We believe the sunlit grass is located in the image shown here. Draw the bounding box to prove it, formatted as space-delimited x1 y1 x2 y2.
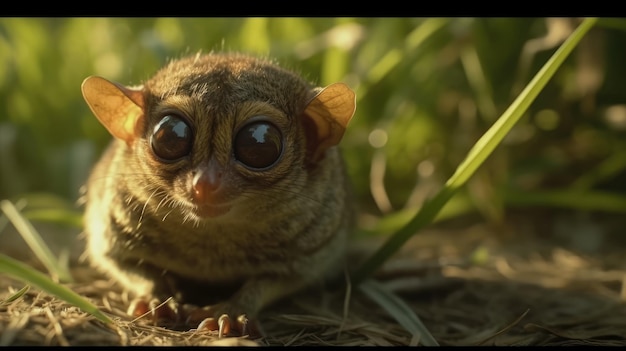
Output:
359 279 439 346
0 198 113 325
352 17 599 285
0 17 619 346
0 285 29 305
0 199 72 283
0 253 113 325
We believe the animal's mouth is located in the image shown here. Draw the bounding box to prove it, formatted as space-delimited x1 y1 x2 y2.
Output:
192 203 232 218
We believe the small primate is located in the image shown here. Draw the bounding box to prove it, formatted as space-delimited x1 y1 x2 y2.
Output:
80 52 356 337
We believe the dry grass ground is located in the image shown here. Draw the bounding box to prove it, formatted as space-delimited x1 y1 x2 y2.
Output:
2 211 626 346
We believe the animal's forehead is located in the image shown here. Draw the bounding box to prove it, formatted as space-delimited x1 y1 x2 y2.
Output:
145 54 312 106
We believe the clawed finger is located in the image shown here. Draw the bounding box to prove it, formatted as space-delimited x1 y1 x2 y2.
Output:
127 298 177 324
196 313 255 338
126 300 260 339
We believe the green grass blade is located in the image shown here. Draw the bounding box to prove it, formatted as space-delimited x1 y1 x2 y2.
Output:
505 189 626 213
0 199 26 233
360 279 439 346
22 208 84 228
0 284 29 305
362 187 626 237
0 253 113 325
351 17 598 285
0 199 73 283
571 151 626 191
447 17 598 188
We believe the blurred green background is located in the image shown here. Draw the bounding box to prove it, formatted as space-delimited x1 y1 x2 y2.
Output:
2 17 626 239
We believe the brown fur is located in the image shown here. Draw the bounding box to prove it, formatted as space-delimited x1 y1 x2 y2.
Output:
81 52 356 319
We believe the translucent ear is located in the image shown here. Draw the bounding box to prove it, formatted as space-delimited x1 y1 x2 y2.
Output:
81 76 145 145
303 82 356 163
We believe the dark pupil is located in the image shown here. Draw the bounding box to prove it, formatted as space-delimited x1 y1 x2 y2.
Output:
234 121 283 169
150 115 192 161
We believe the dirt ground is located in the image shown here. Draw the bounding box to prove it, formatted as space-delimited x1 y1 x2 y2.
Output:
1 209 626 346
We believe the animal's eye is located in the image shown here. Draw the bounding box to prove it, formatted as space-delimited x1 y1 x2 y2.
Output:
234 119 283 169
150 115 192 161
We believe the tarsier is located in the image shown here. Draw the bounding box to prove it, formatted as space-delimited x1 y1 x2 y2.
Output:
81 52 357 337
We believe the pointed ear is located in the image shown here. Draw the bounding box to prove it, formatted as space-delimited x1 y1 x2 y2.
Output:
303 82 356 164
81 76 145 145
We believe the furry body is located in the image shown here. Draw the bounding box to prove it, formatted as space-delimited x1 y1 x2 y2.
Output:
82 53 356 318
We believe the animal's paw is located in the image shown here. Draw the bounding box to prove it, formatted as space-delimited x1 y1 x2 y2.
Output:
197 313 253 338
126 298 261 338
127 297 180 325
186 305 261 338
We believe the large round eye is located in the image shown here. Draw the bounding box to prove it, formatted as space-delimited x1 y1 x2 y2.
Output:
234 120 283 169
150 115 192 161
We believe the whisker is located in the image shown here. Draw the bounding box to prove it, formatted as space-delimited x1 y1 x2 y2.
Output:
162 209 174 222
153 190 172 213
242 185 327 208
87 165 335 230
138 188 159 230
